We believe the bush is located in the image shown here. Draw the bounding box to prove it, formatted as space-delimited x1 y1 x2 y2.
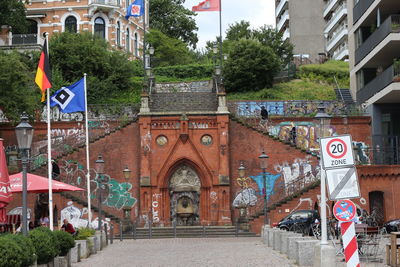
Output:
75 228 95 240
29 228 58 264
0 236 24 267
53 231 75 256
5 234 36 266
298 60 349 88
153 64 214 79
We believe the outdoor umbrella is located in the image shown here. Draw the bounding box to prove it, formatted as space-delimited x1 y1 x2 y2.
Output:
0 139 13 224
9 172 84 193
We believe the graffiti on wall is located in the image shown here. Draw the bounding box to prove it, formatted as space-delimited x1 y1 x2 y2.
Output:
152 193 161 223
249 173 282 200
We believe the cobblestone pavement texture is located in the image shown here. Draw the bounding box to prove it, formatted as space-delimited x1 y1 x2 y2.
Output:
74 237 295 267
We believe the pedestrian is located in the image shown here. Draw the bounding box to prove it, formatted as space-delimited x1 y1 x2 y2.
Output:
290 123 296 145
260 106 268 120
0 225 6 234
61 219 76 235
39 215 50 227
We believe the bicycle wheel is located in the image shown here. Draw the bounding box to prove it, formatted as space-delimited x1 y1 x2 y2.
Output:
311 223 321 239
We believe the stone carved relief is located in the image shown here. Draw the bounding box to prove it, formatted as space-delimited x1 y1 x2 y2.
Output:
169 165 201 225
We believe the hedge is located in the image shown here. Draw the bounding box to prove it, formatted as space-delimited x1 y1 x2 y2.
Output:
0 236 24 267
5 234 36 267
153 64 214 79
53 230 75 256
29 228 58 264
75 227 95 240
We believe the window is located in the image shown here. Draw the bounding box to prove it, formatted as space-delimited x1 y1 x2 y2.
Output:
134 33 138 56
94 17 106 39
117 22 121 46
65 16 77 33
126 28 130 52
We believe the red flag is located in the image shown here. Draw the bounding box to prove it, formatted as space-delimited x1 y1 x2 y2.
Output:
192 0 220 12
35 38 52 102
0 139 12 209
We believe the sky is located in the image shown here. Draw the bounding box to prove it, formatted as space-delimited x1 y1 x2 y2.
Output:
183 0 276 50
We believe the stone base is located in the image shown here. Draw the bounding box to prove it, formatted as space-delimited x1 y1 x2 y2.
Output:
313 243 336 267
295 240 319 266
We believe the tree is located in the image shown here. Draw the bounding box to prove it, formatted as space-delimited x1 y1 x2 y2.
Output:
0 51 39 122
146 29 192 67
225 21 252 41
49 32 141 103
0 0 28 34
150 0 198 48
223 39 281 92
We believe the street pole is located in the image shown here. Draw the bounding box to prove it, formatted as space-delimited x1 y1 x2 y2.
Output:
98 181 102 231
22 149 28 236
262 168 267 225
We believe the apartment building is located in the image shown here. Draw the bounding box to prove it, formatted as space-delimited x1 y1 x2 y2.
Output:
275 0 325 63
323 0 349 60
0 0 146 57
348 0 400 164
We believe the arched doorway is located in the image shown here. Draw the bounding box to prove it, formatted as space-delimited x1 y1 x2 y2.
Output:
169 165 201 226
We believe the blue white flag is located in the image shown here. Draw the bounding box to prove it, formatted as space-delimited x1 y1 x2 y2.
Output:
50 78 85 113
125 0 145 19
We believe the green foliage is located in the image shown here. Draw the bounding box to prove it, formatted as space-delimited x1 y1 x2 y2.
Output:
5 234 36 267
75 227 95 240
49 32 141 103
146 29 193 67
29 228 58 264
150 0 198 48
227 79 336 101
153 64 213 79
298 60 349 88
0 0 28 33
224 39 281 92
0 235 24 267
0 51 40 122
53 230 75 256
225 20 252 41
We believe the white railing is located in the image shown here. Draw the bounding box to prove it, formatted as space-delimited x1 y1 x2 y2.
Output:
277 10 289 32
91 0 118 6
282 28 290 40
275 0 288 17
326 26 347 52
323 0 340 18
332 46 348 60
324 4 347 34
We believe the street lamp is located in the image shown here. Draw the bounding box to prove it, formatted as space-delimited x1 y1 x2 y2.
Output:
122 166 132 220
15 112 34 236
95 155 105 231
258 151 269 225
314 103 331 245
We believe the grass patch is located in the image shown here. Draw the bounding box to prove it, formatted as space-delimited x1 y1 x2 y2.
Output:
227 79 336 101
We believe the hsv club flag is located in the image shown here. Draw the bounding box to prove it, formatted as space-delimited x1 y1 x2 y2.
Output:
192 0 220 12
125 0 145 19
35 38 52 102
50 78 85 113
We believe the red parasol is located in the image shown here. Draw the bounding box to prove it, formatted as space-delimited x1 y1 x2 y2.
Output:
9 172 84 193
0 139 12 224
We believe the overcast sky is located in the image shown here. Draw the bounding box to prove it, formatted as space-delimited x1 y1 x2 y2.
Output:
183 0 276 50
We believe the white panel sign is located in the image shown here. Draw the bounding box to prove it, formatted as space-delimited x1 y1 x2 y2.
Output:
326 167 360 200
320 135 355 169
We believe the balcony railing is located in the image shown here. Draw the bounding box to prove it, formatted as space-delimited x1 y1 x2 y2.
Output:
323 0 340 18
356 64 399 104
371 135 400 165
353 0 374 25
12 34 38 45
90 0 119 6
277 10 289 32
332 45 348 60
325 4 347 34
355 15 400 65
326 26 348 52
275 0 288 17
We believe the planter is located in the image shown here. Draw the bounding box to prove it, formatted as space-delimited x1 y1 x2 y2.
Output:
54 256 68 267
70 243 81 264
75 240 88 259
87 236 97 255
94 232 102 251
29 259 37 267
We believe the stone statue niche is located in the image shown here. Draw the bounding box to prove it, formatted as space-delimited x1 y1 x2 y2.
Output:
169 165 201 226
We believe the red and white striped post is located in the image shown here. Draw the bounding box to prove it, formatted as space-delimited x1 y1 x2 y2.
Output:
341 221 360 267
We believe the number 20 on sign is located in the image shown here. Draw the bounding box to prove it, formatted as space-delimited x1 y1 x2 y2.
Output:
320 135 355 169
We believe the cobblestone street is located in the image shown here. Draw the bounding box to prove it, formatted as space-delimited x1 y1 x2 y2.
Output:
74 237 294 267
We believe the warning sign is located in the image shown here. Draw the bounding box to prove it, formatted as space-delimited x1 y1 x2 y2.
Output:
333 199 357 222
320 135 355 169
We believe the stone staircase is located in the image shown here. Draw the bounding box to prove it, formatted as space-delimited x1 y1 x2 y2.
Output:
149 81 218 112
122 226 258 239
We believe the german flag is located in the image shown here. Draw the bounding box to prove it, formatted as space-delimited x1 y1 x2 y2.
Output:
35 38 52 102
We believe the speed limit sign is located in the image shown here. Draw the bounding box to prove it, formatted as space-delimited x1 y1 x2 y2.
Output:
320 135 355 169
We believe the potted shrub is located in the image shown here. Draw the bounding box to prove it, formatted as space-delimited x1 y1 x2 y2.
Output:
74 228 96 259
5 234 36 267
0 235 24 267
53 231 75 267
29 228 58 266
393 59 400 82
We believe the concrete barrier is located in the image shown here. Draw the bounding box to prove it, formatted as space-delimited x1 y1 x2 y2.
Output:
287 236 312 260
280 232 297 254
273 230 284 251
70 243 81 264
313 243 336 267
268 228 279 247
75 240 88 259
295 239 320 266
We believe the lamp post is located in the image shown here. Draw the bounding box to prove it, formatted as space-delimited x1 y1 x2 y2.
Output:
314 103 332 245
15 112 34 236
258 151 269 225
95 155 105 231
145 45 155 92
122 166 132 231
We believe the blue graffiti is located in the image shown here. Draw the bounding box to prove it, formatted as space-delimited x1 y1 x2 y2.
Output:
236 102 285 116
250 172 281 200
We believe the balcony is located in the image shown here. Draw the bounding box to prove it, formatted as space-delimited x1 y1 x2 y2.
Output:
0 33 41 47
356 64 400 104
355 15 400 65
324 5 347 34
275 0 288 17
353 0 374 25
276 10 289 33
323 0 340 18
326 26 348 52
371 135 400 165
89 0 119 8
332 46 348 60
282 28 290 40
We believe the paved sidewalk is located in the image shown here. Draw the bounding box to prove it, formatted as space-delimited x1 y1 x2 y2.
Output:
74 237 294 267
